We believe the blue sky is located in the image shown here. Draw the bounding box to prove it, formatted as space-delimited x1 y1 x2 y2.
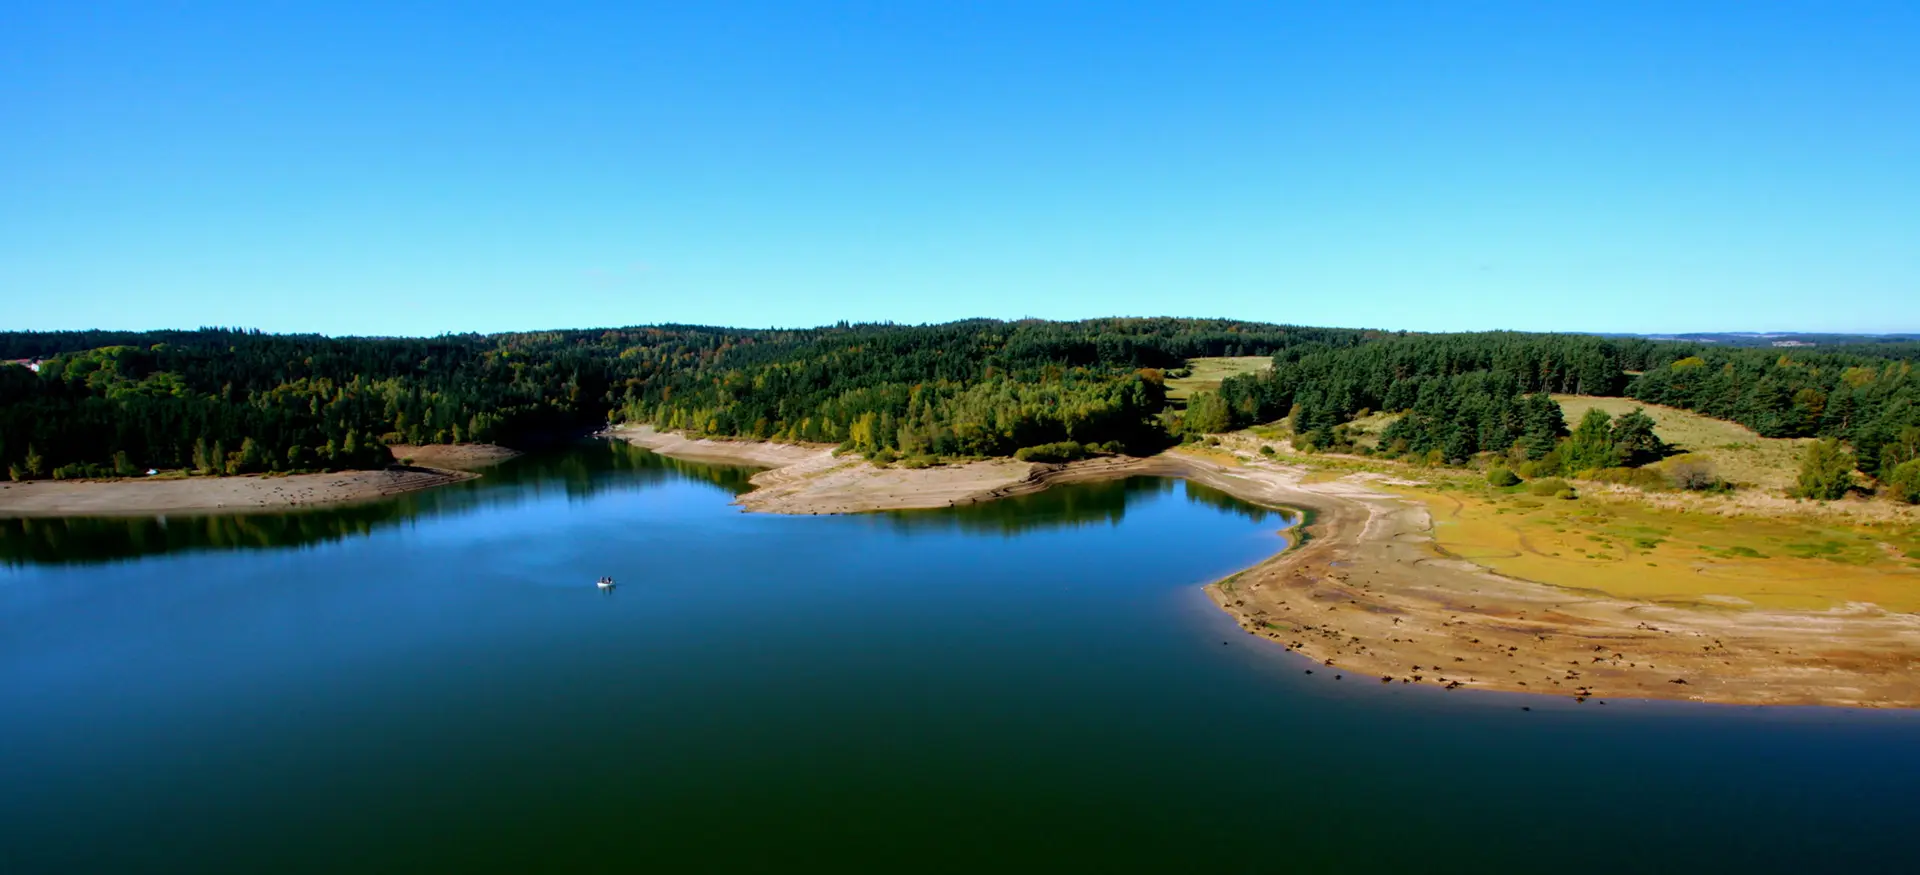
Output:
4 1 1915 336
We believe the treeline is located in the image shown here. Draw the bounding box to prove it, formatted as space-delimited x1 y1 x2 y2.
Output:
0 326 751 479
1626 346 1920 481
13 319 1915 495
0 319 1381 479
1207 333 1678 461
621 319 1381 458
1195 331 1920 496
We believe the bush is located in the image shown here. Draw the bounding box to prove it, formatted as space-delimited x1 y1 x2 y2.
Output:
1527 478 1570 497
1555 488 1579 500
1666 456 1721 492
1259 445 1276 456
1885 458 1920 504
868 448 900 465
898 454 938 469
1518 448 1566 479
1013 441 1088 463
1486 467 1521 487
1589 467 1670 491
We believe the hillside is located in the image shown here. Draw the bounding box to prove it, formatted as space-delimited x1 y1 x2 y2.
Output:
1553 395 1812 492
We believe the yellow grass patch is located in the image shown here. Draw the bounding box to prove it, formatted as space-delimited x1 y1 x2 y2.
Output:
1341 410 1403 448
1553 395 1813 492
1407 489 1920 612
1165 356 1272 402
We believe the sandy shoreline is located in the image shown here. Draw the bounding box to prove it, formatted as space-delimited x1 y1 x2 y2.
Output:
386 443 521 470
0 467 477 517
616 425 1920 708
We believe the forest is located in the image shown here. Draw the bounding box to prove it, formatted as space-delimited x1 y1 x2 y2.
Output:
0 320 1376 479
5 321 1917 499
1202 332 1920 494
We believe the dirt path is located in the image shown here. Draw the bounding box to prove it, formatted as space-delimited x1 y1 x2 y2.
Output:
619 426 1920 708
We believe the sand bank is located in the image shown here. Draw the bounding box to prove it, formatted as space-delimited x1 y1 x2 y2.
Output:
615 424 1066 513
387 443 520 470
0 466 475 517
617 425 1920 708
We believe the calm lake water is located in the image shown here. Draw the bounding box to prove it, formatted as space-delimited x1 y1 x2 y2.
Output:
3 441 1917 873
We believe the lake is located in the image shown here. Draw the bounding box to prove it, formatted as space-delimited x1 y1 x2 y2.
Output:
3 441 1916 873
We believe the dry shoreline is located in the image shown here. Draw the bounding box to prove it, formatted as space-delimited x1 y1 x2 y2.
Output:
617 426 1920 709
0 467 476 517
0 444 516 518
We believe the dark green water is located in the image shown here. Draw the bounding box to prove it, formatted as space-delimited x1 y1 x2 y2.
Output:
3 442 1916 873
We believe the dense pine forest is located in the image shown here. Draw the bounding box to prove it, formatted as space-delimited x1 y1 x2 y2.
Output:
4 321 1917 499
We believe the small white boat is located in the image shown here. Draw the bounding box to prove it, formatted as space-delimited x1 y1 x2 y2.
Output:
597 577 616 590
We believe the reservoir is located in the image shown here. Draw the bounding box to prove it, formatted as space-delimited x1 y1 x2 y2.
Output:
3 441 1916 872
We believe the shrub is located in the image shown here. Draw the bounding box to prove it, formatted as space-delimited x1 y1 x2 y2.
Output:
1666 456 1720 491
1589 467 1670 491
1486 467 1521 487
1013 441 1088 463
1259 445 1276 456
1527 478 1570 497
1555 488 1579 500
1885 458 1920 504
868 448 900 465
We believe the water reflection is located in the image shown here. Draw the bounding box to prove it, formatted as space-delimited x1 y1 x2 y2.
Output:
0 446 1293 566
0 441 758 566
883 476 1293 535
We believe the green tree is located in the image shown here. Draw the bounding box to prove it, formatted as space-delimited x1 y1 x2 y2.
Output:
1880 426 1920 478
1884 459 1920 504
1520 394 1567 459
1562 409 1622 473
1792 438 1856 500
238 437 266 474
1183 391 1234 434
1608 407 1667 466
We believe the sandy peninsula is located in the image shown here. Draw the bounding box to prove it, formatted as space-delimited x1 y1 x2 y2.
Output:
0 444 518 517
616 425 1920 709
386 443 521 470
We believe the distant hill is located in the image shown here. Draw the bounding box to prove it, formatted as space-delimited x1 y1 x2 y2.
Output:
1600 332 1920 348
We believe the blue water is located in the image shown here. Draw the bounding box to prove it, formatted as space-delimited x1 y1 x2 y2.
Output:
2 442 1916 873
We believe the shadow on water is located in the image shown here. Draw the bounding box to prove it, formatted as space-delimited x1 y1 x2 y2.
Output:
0 440 759 566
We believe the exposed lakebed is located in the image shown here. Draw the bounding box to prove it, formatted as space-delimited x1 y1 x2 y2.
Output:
2 441 1916 872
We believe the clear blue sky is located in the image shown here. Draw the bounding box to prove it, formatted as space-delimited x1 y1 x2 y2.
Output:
4 1 1915 336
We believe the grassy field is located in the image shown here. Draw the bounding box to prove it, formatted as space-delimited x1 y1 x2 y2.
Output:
1341 410 1402 449
1164 356 1272 403
1407 486 1920 611
1553 395 1812 492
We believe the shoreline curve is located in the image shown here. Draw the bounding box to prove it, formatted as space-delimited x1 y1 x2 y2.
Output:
615 425 1920 709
